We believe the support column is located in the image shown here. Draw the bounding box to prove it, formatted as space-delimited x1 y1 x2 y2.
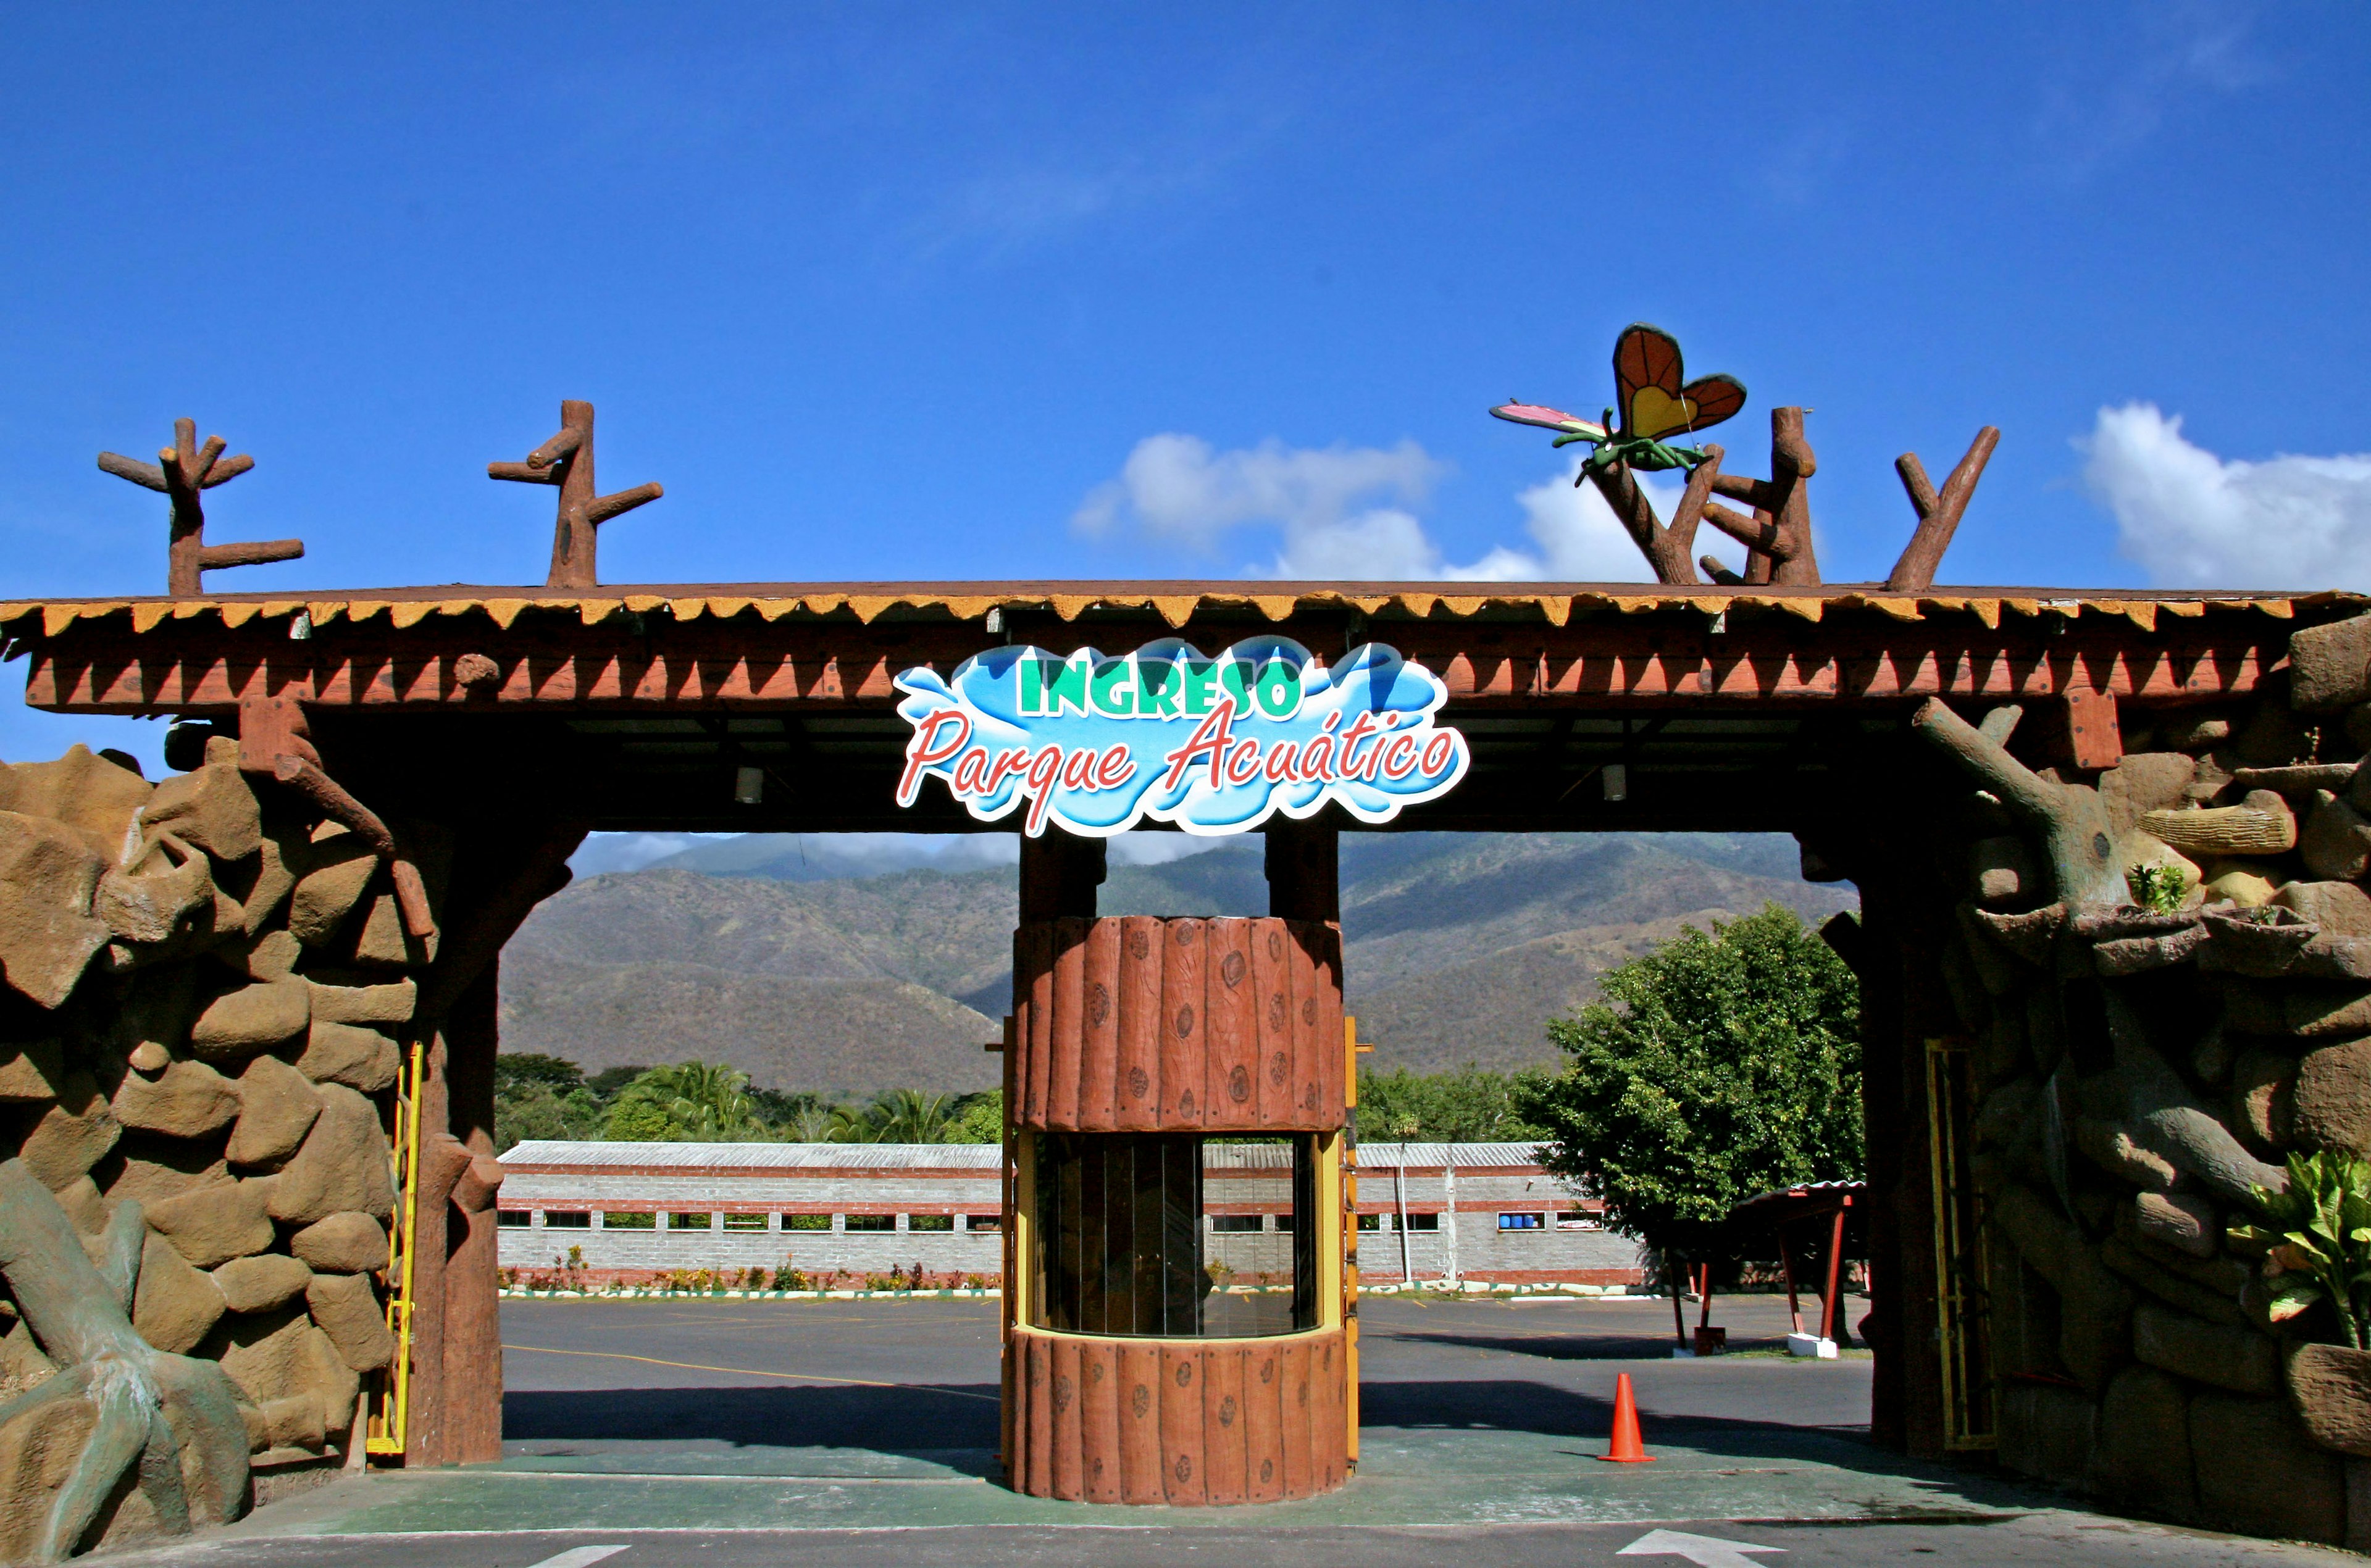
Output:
402 819 587 1467
1019 830 1106 921
1264 819 1338 923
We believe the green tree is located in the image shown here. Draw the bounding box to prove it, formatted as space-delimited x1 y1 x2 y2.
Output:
1517 903 1862 1254
948 1089 1003 1143
1353 1066 1547 1143
835 1087 961 1143
605 1061 767 1141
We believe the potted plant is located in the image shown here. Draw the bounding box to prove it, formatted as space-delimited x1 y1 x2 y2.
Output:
2233 1151 2371 1455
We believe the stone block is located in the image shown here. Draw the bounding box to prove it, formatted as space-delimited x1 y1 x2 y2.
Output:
1991 1182 2135 1391
0 1393 98 1564
0 744 153 862
290 1212 387 1274
2288 985 2371 1040
188 978 311 1061
130 1228 225 1354
2294 1037 2371 1154
0 811 111 1009
2287 1342 2371 1457
306 977 416 1027
19 1072 120 1189
99 1134 228 1205
110 1057 238 1138
2189 1391 2346 1544
2103 752 2204 835
226 1053 323 1169
343 891 437 969
1971 835 2037 907
94 839 214 945
50 1175 109 1234
230 825 302 938
141 753 262 863
2304 790 2371 882
212 1253 313 1315
295 1020 399 1095
113 961 201 1071
2103 1238 2246 1326
2162 713 2235 750
287 837 378 946
2278 881 2371 935
258 1395 325 1454
0 1036 63 1102
2288 615 2371 711
215 926 301 983
146 1175 276 1267
2201 857 2281 908
305 1271 394 1371
2231 1049 2295 1149
2131 1302 2280 1395
266 1083 395 1225
2097 1365 2196 1518
2134 1191 2218 1259
209 1304 358 1446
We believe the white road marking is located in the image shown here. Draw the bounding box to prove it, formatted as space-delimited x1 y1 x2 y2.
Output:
1616 1528 1785 1567
522 1548 631 1568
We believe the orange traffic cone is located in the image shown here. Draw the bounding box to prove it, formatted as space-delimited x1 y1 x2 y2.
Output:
1597 1372 1655 1462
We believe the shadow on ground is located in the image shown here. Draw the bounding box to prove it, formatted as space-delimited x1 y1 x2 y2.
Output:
504 1383 1003 1451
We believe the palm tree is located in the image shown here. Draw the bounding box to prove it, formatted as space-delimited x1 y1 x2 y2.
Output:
630 1061 762 1140
863 1088 960 1143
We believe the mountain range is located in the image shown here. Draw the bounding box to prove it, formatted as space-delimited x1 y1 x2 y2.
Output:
496 832 1857 1101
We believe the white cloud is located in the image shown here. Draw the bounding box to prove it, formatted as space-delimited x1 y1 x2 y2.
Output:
2078 403 2371 591
1074 435 1673 583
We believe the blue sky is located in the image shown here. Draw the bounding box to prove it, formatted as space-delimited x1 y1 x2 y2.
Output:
5 3 2369 769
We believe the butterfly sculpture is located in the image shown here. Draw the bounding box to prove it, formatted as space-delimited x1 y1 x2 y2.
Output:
1491 323 1747 477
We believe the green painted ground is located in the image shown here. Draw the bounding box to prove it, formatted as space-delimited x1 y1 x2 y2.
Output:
211 1422 2040 1541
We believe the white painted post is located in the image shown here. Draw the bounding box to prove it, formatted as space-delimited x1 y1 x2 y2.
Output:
1442 1153 1460 1287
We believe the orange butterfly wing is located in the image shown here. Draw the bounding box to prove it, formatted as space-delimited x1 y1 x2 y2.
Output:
1611 322 1749 440
1612 323 1684 437
1677 374 1747 435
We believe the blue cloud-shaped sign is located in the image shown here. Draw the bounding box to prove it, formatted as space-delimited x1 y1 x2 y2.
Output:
893 636 1468 836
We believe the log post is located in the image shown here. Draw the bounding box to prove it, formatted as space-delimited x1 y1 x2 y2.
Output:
488 400 664 591
441 965 506 1465
1018 832 1105 921
97 416 301 596
1265 820 1339 923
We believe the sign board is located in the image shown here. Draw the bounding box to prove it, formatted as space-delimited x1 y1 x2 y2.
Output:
893 637 1469 836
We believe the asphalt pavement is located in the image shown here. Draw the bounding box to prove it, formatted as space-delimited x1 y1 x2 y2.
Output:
90 1293 2362 1567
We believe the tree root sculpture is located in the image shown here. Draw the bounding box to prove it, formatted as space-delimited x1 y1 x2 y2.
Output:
0 1159 248 1562
1911 698 2126 907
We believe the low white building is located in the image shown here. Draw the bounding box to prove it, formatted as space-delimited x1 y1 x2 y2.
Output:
1352 1141 1646 1287
496 1138 1645 1288
497 1141 1006 1285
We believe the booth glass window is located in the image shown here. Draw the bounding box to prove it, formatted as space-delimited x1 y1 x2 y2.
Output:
1032 1132 1316 1339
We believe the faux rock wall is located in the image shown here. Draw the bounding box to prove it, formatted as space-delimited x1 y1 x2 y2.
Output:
1947 613 2371 1547
0 738 442 1560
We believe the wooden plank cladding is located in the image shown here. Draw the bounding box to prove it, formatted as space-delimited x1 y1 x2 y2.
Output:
1013 917 1344 1133
1005 1325 1349 1504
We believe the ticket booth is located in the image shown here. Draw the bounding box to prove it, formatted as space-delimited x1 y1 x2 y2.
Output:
999 828 1354 1504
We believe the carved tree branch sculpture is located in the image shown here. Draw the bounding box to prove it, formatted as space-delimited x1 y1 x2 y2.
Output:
1700 407 1819 586
96 419 302 597
237 695 437 940
1884 427 2001 592
0 1160 249 1562
1583 445 1725 585
488 400 663 590
1912 697 2125 906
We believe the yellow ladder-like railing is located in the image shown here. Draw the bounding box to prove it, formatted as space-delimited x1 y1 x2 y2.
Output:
364 1038 425 1457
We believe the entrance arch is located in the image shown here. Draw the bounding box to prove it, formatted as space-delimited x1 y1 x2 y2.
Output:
4 576 2351 1530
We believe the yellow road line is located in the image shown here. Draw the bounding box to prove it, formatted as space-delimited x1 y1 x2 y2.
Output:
500 1343 999 1403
